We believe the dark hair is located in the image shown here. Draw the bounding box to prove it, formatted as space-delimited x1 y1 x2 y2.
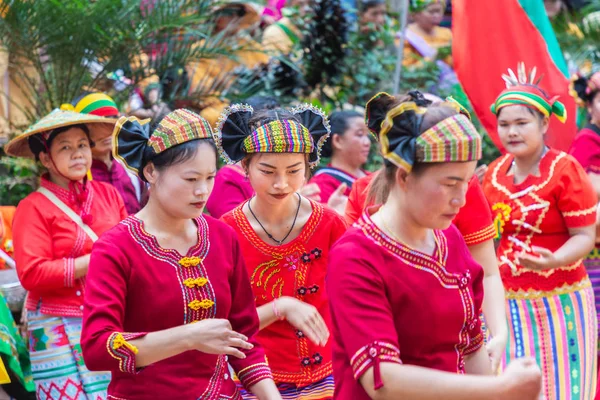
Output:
248 108 300 131
146 139 217 179
321 110 363 158
360 0 385 12
28 124 92 161
573 75 600 106
367 94 459 205
245 96 281 111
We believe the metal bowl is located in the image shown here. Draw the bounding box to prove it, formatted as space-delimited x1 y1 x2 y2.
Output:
0 269 25 312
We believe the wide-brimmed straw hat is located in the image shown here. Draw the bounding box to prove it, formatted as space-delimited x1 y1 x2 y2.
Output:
4 109 116 158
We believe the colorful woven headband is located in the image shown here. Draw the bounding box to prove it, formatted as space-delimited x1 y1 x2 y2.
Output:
491 63 567 123
215 103 330 168
410 0 446 12
113 109 213 180
366 91 481 172
61 93 119 117
570 72 600 107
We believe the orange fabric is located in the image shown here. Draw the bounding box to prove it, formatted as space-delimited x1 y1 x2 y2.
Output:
403 24 453 67
482 149 597 292
0 206 15 270
344 174 495 245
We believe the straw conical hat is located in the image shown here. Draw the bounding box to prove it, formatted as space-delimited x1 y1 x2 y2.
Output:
4 109 116 158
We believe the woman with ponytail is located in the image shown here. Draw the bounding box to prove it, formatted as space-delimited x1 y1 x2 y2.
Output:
484 64 598 399
327 91 542 400
5 110 128 399
216 104 347 399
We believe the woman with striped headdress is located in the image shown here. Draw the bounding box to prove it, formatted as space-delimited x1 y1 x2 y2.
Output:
483 63 598 399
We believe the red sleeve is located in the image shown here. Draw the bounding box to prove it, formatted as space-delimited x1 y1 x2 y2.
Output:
569 131 600 173
327 239 401 390
81 233 147 374
327 209 348 243
344 176 370 226
226 230 273 389
557 156 598 228
453 177 495 246
308 174 340 204
13 196 77 290
207 170 251 219
105 183 128 221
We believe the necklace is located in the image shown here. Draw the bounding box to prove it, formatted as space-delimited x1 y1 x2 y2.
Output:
248 193 302 246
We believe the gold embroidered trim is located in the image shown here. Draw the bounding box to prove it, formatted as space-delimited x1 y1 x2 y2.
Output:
505 278 591 299
563 205 597 218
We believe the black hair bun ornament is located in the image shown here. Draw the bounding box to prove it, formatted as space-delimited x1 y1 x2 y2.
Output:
215 104 254 164
113 116 152 180
291 104 331 167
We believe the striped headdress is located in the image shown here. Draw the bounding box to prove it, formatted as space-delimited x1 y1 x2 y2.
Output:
215 104 330 169
491 63 567 123
366 91 482 172
61 93 120 117
113 109 213 180
410 0 446 13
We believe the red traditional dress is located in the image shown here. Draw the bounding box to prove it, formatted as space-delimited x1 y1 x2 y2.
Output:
308 165 368 204
483 149 598 399
90 158 145 214
327 210 484 399
12 176 127 400
207 164 254 219
345 174 495 246
221 200 347 399
81 215 272 399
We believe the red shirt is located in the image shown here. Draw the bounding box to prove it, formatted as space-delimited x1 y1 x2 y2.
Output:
328 212 484 399
345 174 495 246
207 165 254 219
308 165 367 204
91 158 143 214
81 215 272 399
569 125 600 174
13 177 127 317
221 200 347 386
483 149 597 292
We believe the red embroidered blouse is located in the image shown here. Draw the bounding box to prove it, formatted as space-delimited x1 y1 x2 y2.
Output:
13 176 127 317
327 212 485 399
345 174 495 246
483 149 597 293
221 200 347 386
81 215 272 399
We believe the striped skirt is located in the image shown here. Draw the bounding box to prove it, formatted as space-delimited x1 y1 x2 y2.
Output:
584 247 600 353
502 281 598 400
237 374 333 400
27 310 110 400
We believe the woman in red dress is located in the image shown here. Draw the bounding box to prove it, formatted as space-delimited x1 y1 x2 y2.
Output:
328 91 541 400
216 104 347 399
309 110 371 204
81 109 281 399
483 65 598 400
5 110 127 400
343 97 508 371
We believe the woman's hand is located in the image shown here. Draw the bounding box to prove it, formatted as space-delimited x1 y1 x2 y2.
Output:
299 183 321 202
327 183 348 216
486 333 507 373
278 297 329 346
74 254 91 279
185 319 253 359
496 358 541 400
516 246 560 270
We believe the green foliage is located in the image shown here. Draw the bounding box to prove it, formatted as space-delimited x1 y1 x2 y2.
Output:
0 153 37 206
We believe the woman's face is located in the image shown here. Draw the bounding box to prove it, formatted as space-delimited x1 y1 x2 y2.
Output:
90 123 115 159
145 141 217 219
246 153 307 206
360 4 387 31
39 127 92 182
333 117 371 167
402 161 477 230
413 3 444 31
497 105 548 159
588 92 600 126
